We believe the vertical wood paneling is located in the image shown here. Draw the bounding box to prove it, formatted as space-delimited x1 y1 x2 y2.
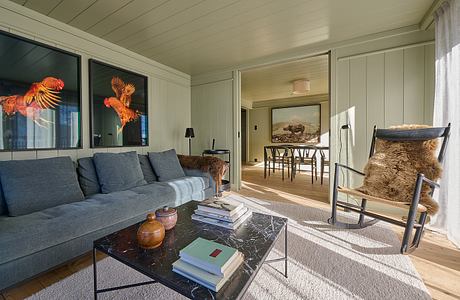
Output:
384 50 404 126
403 47 425 124
12 151 37 160
424 44 435 125
366 53 385 149
349 57 367 183
0 5 191 163
36 150 58 159
0 152 12 161
335 60 350 169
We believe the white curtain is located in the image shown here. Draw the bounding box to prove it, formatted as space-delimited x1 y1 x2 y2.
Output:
430 0 460 247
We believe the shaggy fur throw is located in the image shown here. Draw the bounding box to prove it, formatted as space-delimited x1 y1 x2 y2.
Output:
178 155 228 192
356 124 442 215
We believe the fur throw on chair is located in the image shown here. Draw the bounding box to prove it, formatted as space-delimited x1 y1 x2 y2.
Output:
178 155 228 192
357 124 442 215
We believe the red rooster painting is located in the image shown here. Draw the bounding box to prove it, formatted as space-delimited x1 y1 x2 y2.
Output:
104 77 140 135
0 77 64 127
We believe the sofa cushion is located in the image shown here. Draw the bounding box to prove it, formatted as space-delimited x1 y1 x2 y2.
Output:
93 151 147 193
138 154 157 183
0 186 176 264
0 157 85 216
0 185 6 216
148 149 185 182
77 157 101 197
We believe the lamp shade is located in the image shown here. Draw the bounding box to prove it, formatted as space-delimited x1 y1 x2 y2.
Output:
185 128 195 138
292 79 311 95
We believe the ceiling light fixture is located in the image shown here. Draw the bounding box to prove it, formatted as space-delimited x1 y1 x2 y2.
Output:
292 79 310 95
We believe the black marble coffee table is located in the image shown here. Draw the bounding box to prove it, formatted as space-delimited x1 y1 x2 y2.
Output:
92 200 288 300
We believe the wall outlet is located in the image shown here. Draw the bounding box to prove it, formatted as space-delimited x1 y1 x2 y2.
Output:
254 125 258 130
254 158 258 162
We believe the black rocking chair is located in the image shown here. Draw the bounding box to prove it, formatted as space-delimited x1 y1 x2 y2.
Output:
328 124 451 254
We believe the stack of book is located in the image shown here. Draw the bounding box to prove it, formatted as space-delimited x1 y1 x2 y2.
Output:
192 198 252 230
173 237 244 292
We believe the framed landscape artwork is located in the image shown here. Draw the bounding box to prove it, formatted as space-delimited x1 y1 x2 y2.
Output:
0 30 81 151
89 60 148 147
271 104 321 144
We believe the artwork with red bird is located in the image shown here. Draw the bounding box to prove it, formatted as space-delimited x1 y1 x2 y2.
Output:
104 76 141 135
0 77 64 127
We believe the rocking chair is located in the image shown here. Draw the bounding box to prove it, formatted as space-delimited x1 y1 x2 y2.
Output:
328 124 451 254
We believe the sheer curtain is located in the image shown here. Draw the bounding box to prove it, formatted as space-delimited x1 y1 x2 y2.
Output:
430 0 460 247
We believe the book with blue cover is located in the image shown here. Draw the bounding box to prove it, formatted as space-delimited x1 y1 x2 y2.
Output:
179 237 240 276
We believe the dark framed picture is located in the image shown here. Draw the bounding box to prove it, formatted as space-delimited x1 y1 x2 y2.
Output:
89 59 148 148
271 104 321 143
0 30 81 151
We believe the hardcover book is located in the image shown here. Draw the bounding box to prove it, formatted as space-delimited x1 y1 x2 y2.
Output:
172 252 243 292
179 238 240 276
192 210 252 230
194 207 249 223
197 198 244 217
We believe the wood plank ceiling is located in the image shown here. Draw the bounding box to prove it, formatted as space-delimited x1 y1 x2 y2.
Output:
9 0 434 75
242 54 328 103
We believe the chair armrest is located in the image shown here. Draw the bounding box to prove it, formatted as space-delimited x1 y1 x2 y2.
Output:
335 163 365 176
422 176 440 189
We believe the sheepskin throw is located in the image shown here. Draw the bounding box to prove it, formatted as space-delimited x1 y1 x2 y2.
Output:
178 155 228 192
356 125 442 215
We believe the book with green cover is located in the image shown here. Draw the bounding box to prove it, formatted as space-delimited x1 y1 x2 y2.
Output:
179 237 240 276
172 252 243 292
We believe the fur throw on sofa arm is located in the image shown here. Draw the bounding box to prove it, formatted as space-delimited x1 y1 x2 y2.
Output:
178 155 228 192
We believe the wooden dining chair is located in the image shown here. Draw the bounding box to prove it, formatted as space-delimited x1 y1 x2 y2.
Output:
319 148 329 185
293 146 317 184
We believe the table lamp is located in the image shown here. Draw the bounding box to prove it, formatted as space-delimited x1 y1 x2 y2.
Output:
185 128 195 155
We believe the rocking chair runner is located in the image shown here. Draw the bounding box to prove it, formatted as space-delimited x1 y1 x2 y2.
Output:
328 124 451 254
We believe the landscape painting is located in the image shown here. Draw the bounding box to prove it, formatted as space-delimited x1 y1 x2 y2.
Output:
271 105 320 143
89 60 148 147
0 31 81 150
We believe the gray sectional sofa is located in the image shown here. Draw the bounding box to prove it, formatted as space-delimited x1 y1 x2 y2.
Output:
0 150 215 291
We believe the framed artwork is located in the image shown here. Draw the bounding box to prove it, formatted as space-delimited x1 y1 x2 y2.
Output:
271 104 321 143
89 59 148 147
0 30 81 151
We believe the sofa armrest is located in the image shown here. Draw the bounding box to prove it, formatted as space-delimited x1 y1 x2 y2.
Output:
182 168 217 195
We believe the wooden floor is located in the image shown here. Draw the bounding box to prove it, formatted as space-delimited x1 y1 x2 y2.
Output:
240 165 460 300
1 165 459 299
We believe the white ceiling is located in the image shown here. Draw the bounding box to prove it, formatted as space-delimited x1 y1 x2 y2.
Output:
9 0 434 75
242 54 328 103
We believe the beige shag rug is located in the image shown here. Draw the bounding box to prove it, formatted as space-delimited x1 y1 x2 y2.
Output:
27 194 430 300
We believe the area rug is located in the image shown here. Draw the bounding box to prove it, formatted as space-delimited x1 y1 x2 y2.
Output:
27 194 430 300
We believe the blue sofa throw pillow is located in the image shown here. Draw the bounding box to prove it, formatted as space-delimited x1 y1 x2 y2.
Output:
0 156 85 216
148 149 185 182
93 151 146 193
138 154 157 183
77 157 101 197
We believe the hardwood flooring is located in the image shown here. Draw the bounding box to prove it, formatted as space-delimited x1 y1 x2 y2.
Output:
240 165 460 300
1 165 459 299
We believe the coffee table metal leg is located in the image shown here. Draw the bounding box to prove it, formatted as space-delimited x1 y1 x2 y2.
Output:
93 247 98 300
284 223 288 278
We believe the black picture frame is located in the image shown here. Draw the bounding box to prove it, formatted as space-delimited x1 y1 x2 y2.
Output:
89 59 148 148
0 30 82 151
271 104 321 144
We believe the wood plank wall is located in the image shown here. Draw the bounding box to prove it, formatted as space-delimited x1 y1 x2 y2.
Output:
334 44 435 185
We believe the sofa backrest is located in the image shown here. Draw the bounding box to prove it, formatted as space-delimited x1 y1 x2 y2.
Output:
0 156 85 216
0 184 7 216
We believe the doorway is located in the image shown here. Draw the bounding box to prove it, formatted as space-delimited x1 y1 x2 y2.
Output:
239 53 330 204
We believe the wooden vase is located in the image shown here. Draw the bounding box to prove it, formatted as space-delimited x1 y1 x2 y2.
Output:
137 213 165 249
